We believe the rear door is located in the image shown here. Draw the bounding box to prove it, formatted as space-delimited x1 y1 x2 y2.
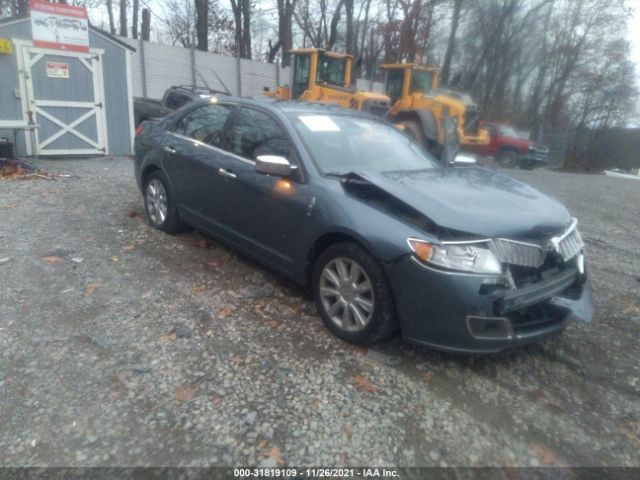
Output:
161 103 235 224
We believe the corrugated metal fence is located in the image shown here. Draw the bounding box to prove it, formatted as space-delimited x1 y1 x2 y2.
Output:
121 37 383 100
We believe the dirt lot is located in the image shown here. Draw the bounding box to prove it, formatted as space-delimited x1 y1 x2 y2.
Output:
1 157 639 467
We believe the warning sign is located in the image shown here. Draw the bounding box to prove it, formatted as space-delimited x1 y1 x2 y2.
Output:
46 62 69 78
30 0 89 53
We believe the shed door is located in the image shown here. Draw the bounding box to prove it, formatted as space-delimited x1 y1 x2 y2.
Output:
23 46 107 155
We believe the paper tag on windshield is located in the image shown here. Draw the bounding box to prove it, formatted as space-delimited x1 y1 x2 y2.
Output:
299 115 340 132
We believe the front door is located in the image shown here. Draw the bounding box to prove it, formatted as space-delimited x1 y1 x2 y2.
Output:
22 45 107 155
214 106 309 272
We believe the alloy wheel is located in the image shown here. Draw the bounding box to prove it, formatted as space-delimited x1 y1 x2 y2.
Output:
319 257 375 332
146 178 168 226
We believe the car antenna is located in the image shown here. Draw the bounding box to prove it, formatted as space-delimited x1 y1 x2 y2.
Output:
195 67 231 96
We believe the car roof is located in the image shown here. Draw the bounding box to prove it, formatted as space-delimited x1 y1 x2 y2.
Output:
205 95 377 119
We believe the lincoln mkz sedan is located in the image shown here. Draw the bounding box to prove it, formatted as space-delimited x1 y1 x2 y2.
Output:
134 97 593 353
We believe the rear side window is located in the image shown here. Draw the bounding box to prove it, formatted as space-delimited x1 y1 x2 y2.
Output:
174 104 233 147
231 108 294 161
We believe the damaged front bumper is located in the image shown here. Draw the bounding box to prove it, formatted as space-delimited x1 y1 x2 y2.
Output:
386 256 593 353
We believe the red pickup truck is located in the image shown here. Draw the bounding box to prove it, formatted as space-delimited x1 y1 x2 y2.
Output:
472 121 549 170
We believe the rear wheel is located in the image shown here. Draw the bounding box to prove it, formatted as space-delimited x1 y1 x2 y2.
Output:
143 171 185 233
497 149 519 169
313 242 398 345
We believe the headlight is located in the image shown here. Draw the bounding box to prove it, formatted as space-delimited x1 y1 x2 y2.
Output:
408 239 502 275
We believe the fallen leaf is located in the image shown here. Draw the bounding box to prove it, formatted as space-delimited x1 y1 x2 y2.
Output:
127 210 142 219
192 286 207 294
175 385 196 402
231 356 246 365
207 260 219 269
268 320 280 328
111 256 120 262
160 332 177 341
259 446 284 465
529 442 563 465
257 440 268 449
84 283 101 296
42 255 65 264
423 372 432 384
194 239 209 249
353 345 368 355
217 307 232 318
123 244 135 251
352 375 380 393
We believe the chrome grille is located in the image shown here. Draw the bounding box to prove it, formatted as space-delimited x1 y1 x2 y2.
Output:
492 218 584 268
554 227 584 261
492 239 545 268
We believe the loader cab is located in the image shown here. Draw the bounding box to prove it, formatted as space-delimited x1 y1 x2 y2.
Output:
290 49 352 100
382 64 439 104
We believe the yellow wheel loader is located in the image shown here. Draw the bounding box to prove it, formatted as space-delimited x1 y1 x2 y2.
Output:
265 48 391 116
381 63 490 155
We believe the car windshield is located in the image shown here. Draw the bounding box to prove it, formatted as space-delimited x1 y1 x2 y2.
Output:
288 113 440 175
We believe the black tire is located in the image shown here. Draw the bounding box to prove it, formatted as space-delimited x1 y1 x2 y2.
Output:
312 242 398 345
497 149 519 169
519 159 536 170
143 170 185 233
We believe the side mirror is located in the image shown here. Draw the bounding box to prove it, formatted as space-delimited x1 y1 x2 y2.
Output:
256 155 297 177
452 153 477 165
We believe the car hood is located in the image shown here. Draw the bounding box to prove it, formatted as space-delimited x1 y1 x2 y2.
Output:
351 167 571 238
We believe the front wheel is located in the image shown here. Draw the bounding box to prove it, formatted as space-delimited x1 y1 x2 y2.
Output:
313 242 398 345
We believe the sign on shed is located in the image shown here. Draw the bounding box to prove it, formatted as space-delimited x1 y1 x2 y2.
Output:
46 61 69 78
29 0 89 52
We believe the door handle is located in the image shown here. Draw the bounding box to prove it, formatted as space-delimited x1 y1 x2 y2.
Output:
163 145 176 154
218 168 237 179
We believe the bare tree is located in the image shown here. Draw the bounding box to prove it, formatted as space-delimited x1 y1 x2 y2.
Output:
441 0 463 84
119 0 127 37
230 0 253 58
131 0 139 39
106 0 116 34
195 0 208 51
141 7 150 40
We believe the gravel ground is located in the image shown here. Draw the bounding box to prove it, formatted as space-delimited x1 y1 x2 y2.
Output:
0 157 639 468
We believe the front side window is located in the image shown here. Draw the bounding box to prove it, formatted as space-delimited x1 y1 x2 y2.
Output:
316 54 346 86
231 108 294 161
292 54 311 99
411 70 433 94
174 104 233 147
289 113 440 175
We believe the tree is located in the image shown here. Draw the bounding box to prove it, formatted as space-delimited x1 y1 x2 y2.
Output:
441 0 463 85
106 0 116 34
119 0 127 37
195 0 208 51
131 0 139 39
274 0 296 66
230 0 253 58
